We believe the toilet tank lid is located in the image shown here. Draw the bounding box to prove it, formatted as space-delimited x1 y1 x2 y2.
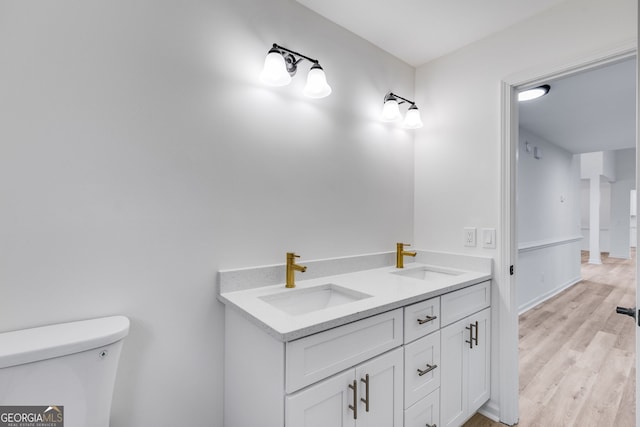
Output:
0 316 130 369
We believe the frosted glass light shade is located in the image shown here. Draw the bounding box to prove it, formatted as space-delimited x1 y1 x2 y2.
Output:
403 105 423 129
260 50 291 86
303 64 332 98
381 99 401 122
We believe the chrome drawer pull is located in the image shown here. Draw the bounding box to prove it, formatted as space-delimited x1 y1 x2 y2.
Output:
417 315 437 325
474 320 479 345
348 380 358 419
426 423 437 427
417 363 438 376
360 374 370 412
465 321 478 348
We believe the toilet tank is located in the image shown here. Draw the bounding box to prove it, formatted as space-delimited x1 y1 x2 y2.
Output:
0 316 130 427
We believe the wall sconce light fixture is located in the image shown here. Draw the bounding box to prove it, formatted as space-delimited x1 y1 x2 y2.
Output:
260 43 332 99
381 92 423 129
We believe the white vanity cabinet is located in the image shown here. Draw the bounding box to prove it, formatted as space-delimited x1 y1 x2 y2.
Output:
223 280 491 427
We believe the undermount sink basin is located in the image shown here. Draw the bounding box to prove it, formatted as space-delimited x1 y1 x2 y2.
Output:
392 266 464 281
260 284 371 316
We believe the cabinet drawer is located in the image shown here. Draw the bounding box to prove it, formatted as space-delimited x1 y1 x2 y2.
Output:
404 388 440 427
441 281 490 327
404 331 440 408
286 309 403 393
404 297 440 343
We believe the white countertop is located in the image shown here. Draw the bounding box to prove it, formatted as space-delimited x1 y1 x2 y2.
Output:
219 258 491 341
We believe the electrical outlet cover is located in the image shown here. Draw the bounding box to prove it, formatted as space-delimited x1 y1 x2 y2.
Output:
464 227 476 247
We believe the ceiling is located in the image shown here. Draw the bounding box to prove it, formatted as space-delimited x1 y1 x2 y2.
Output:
296 0 569 67
519 57 636 155
296 0 636 156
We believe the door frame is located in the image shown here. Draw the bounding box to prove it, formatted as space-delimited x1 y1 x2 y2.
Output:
499 40 637 426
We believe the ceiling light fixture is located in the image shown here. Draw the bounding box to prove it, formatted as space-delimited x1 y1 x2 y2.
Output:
381 92 423 129
260 43 332 99
518 84 550 102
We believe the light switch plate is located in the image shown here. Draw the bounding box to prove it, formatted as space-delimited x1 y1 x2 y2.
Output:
464 227 476 247
482 228 496 249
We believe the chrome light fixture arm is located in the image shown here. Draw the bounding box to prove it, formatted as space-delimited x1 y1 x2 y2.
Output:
386 92 416 107
271 43 320 76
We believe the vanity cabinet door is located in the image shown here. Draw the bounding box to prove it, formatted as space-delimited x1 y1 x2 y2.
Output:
440 318 467 427
467 308 491 415
440 308 491 427
286 369 355 427
356 347 403 427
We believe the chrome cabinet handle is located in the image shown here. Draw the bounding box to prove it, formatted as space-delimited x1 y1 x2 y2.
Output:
360 374 370 412
426 423 437 427
465 320 479 348
417 315 437 325
474 320 479 346
348 380 358 419
417 363 438 376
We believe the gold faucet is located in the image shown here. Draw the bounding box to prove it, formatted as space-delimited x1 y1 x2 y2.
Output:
286 252 307 288
396 243 417 268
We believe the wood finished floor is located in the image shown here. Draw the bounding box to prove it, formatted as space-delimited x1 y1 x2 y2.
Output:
463 251 636 427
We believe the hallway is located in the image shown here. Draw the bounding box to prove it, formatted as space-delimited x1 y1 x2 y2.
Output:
464 251 636 427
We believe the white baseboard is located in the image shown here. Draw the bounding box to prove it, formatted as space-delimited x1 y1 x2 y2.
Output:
609 252 631 260
478 399 501 422
518 276 582 315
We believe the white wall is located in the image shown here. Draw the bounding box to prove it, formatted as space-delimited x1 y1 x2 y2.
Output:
517 129 580 245
516 129 581 312
414 0 636 418
581 152 606 179
580 148 636 257
0 1 415 426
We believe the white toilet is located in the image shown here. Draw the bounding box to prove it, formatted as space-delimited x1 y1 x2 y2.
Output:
0 316 130 427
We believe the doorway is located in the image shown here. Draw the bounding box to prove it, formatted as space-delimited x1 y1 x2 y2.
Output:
499 46 638 426
516 57 636 315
